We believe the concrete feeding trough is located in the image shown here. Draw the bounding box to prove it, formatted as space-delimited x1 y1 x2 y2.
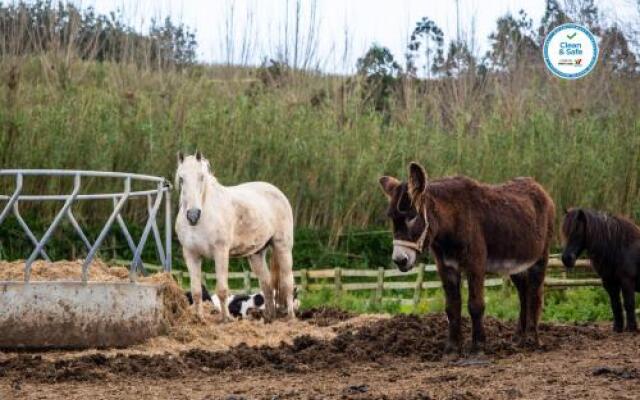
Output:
0 281 165 349
0 170 173 349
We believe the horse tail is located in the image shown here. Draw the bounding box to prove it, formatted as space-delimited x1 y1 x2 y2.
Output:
270 248 290 309
270 249 281 305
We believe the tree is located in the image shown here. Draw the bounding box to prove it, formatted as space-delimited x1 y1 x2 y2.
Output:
485 10 539 71
406 17 444 78
600 26 638 74
356 44 402 117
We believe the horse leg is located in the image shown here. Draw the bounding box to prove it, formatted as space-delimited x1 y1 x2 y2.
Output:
466 268 486 354
510 271 528 344
525 259 546 347
184 249 204 321
603 279 623 332
438 263 462 355
621 279 638 332
273 245 295 320
213 249 232 322
248 251 276 322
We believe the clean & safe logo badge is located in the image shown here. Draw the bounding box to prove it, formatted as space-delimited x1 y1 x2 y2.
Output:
543 23 598 79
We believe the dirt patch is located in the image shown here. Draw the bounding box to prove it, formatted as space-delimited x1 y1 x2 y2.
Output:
0 314 609 383
297 306 355 327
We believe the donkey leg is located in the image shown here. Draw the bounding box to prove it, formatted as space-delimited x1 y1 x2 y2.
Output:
466 269 486 354
620 279 638 332
603 279 623 332
510 272 528 343
248 251 276 322
439 265 462 355
213 249 232 323
273 245 295 320
525 260 546 346
184 249 204 321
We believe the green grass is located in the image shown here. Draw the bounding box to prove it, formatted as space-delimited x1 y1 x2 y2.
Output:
299 286 619 323
1 56 639 242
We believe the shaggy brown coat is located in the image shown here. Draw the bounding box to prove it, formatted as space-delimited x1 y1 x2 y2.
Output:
380 162 555 353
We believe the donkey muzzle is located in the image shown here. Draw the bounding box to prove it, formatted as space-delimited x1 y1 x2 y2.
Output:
186 208 201 226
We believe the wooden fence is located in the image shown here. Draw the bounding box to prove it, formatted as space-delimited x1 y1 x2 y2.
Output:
126 257 600 307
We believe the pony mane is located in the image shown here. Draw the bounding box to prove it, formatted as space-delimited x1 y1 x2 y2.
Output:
564 208 640 265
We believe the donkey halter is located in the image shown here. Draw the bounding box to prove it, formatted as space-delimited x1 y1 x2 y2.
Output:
392 206 429 254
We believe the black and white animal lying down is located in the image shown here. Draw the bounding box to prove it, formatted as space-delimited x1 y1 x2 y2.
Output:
185 285 298 319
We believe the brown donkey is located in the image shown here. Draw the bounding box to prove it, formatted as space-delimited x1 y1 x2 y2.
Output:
380 162 555 354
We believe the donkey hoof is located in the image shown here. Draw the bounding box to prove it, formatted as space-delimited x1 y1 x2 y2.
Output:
625 326 639 333
443 340 462 357
613 324 624 333
469 343 486 356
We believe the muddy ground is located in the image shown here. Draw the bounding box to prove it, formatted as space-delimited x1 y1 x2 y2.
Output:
1 310 639 400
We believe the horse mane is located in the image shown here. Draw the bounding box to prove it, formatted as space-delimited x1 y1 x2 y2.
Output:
563 208 640 266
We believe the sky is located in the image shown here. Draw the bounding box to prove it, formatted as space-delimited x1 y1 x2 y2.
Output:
78 0 639 74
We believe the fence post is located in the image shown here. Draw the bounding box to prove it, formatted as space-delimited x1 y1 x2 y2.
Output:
300 269 308 292
502 276 511 297
243 270 251 294
375 267 384 303
204 273 213 292
413 264 424 308
334 267 342 294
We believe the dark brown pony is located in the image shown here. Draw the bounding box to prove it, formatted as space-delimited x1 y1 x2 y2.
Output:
380 162 555 354
562 208 640 332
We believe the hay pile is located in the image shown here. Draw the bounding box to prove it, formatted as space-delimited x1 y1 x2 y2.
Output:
0 259 384 354
0 259 130 281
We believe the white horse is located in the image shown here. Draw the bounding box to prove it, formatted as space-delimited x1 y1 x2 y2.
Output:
175 151 295 322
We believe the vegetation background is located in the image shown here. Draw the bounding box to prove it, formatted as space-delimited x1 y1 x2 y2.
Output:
0 0 638 287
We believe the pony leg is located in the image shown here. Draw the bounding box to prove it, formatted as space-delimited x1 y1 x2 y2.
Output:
248 251 276 322
184 249 204 320
603 279 623 332
213 249 232 322
621 279 638 332
273 246 295 320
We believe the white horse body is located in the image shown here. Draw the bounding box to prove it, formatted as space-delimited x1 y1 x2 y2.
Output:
175 152 295 321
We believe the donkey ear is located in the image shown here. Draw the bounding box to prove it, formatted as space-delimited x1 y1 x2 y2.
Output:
177 151 184 164
195 150 202 161
408 162 428 199
563 207 568 215
577 209 586 221
379 176 400 198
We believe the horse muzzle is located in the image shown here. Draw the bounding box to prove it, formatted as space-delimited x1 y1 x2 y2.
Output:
561 252 576 269
186 208 201 226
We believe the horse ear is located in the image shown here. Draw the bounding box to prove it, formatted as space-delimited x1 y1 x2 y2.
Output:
379 176 400 198
577 209 586 221
177 151 184 164
195 150 202 161
408 162 428 200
